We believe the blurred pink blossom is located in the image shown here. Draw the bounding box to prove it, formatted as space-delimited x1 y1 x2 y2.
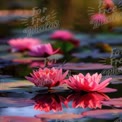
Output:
103 0 115 10
8 38 41 52
51 30 74 40
50 30 80 46
66 73 117 93
29 43 59 57
25 67 68 89
90 13 108 28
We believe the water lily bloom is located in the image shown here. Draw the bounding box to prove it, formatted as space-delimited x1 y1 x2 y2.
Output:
25 67 68 89
8 38 41 52
29 43 59 57
51 30 74 40
66 73 117 92
67 92 110 109
33 94 67 112
90 13 108 28
50 30 80 46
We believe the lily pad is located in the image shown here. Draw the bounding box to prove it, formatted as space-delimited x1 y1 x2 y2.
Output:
81 109 122 119
0 116 41 122
53 63 112 71
35 113 81 120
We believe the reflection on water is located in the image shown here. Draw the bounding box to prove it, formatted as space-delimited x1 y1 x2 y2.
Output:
67 92 110 109
0 91 122 122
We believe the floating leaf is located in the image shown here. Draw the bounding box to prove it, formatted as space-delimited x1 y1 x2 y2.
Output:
0 116 41 122
53 63 112 71
81 109 122 119
102 98 122 108
0 97 34 108
35 113 81 120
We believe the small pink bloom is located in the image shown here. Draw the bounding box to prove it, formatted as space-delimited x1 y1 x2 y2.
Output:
103 0 115 10
90 13 108 27
50 30 80 46
66 73 117 92
51 30 74 40
8 38 41 52
29 43 59 57
34 94 67 112
67 92 110 109
25 67 68 89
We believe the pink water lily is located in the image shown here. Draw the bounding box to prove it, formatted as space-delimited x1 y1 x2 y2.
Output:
66 73 117 92
50 30 74 40
29 43 59 57
8 38 41 52
50 30 80 46
25 68 68 89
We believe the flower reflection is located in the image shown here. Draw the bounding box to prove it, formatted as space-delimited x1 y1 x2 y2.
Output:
33 93 67 112
67 92 110 109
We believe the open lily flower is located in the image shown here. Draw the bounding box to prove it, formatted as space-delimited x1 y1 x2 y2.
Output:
50 30 80 46
90 13 108 28
67 92 110 109
33 94 67 112
29 43 59 57
66 73 117 93
8 38 41 52
25 67 68 89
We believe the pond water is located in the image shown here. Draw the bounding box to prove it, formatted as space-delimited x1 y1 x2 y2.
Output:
0 30 122 122
0 33 122 122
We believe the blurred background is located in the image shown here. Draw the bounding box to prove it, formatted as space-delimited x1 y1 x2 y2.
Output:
0 0 122 39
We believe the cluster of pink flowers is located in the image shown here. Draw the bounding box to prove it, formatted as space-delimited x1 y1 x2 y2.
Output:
8 38 59 57
26 67 116 93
